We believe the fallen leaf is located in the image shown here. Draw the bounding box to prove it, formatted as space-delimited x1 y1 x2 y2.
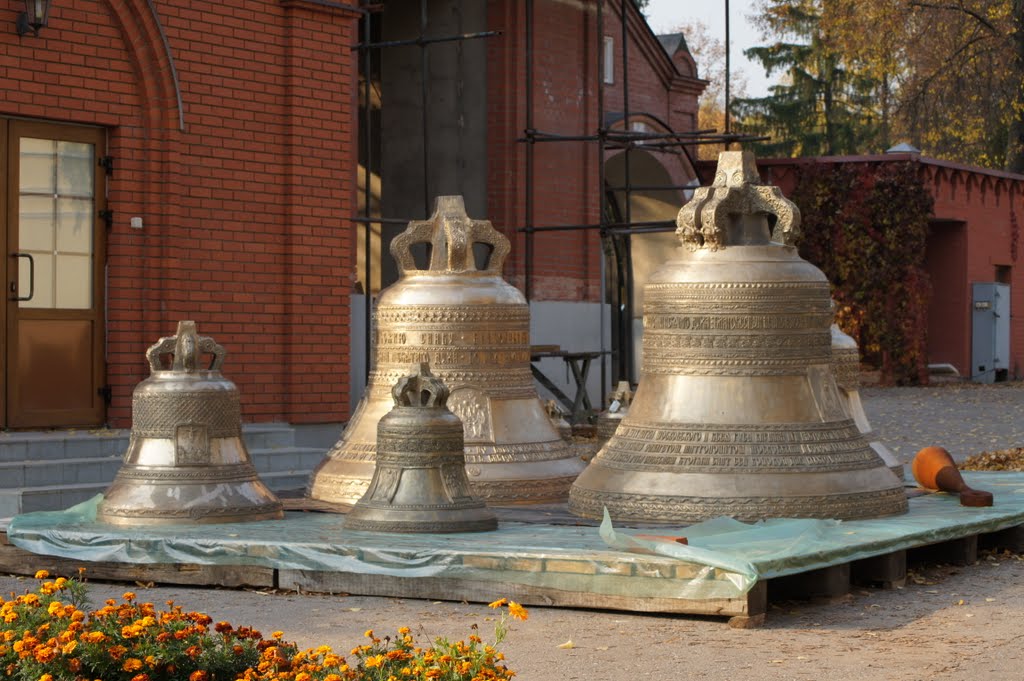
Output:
986 598 996 602
956 599 965 606
557 640 575 650
595 646 609 651
346 607 362 612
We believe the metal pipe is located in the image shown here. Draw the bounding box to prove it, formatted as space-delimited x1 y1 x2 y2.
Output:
725 0 731 135
362 8 373 384
354 30 500 51
597 0 607 406
525 0 534 301
420 0 430 217
619 0 634 384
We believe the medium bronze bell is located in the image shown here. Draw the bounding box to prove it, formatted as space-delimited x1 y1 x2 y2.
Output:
345 363 498 533
568 151 907 524
309 196 585 504
831 324 904 479
97 321 284 525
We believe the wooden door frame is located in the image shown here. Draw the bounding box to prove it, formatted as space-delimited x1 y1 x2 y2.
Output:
5 119 107 428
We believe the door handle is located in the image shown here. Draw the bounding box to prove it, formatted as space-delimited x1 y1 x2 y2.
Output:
10 252 34 302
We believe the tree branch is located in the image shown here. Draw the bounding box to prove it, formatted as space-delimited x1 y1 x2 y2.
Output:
909 1 998 34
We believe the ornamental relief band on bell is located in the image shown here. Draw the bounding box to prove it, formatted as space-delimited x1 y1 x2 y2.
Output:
373 348 532 367
130 391 241 439
373 305 530 325
642 312 832 332
375 329 532 346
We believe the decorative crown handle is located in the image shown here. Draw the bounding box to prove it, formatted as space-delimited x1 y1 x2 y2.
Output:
145 321 226 374
390 195 511 275
676 150 801 251
392 362 451 408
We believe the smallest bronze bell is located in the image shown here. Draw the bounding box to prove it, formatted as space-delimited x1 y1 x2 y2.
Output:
545 400 573 443
595 381 633 443
345 364 497 533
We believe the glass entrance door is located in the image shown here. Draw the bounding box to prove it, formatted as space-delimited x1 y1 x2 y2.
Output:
4 120 106 428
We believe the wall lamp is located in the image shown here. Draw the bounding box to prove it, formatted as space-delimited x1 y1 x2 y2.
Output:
16 0 51 37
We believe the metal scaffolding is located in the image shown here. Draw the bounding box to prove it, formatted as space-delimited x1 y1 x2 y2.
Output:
353 0 760 411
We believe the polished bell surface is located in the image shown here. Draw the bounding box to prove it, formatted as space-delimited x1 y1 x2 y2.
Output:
97 321 284 526
345 363 498 533
568 151 907 524
595 381 633 443
831 324 905 479
309 196 585 505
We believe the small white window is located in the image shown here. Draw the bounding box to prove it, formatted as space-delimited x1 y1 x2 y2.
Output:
603 36 614 84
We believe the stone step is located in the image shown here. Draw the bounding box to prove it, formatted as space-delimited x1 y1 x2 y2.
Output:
0 447 326 490
0 423 300 463
0 463 320 519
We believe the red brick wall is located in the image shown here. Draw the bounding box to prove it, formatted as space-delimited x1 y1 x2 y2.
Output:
486 0 702 302
0 0 359 427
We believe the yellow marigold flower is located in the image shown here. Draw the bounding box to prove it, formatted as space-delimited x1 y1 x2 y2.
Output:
34 570 49 580
508 601 528 621
295 673 312 681
325 675 343 681
272 630 284 640
4 612 17 623
488 598 508 609
62 640 77 655
365 654 386 668
123 658 144 672
364 629 374 639
145 655 157 666
54 578 67 588
40 674 53 681
398 627 410 635
22 594 40 606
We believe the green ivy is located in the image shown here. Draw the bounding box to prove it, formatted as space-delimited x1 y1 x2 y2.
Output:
791 161 934 385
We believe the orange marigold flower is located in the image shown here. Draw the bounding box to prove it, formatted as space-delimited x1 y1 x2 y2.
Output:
131 675 150 681
122 592 136 602
364 654 386 669
508 601 528 621
34 570 49 580
34 646 57 663
39 674 53 681
364 629 374 639
215 621 233 633
54 577 67 588
62 640 77 655
189 671 209 681
123 658 144 672
108 645 128 660
185 645 202 658
272 630 284 640
398 627 410 635
295 673 312 681
488 598 508 609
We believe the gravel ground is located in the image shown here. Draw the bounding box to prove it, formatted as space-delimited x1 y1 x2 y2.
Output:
5 382 1024 680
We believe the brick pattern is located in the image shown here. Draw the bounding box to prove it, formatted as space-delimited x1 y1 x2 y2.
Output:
0 0 359 427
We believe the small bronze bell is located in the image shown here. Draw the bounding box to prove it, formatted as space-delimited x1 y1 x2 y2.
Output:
97 321 284 525
568 151 907 524
309 196 585 505
831 324 904 479
595 381 633 443
345 363 498 533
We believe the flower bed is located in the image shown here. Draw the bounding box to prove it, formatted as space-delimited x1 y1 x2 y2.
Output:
1 572 522 681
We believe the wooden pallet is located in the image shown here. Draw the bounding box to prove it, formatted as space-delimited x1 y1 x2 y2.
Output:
3 522 1020 629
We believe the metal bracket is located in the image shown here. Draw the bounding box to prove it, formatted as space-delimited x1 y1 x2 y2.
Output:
99 209 114 230
98 156 113 176
97 385 112 405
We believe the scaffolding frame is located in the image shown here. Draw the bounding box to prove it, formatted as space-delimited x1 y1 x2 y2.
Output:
353 0 760 409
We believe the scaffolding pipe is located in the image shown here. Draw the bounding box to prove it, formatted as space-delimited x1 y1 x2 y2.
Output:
361 8 373 384
524 0 534 301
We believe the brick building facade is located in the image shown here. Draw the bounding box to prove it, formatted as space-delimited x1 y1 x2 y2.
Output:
0 0 359 430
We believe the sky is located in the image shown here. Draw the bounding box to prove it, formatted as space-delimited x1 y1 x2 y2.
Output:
642 0 774 98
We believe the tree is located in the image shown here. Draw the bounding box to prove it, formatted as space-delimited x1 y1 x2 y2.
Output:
750 0 1024 171
732 0 885 157
676 20 748 159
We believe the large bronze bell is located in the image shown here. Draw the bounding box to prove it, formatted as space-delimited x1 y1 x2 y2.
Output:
831 324 904 479
309 196 585 504
345 363 498 533
97 321 284 525
568 151 907 524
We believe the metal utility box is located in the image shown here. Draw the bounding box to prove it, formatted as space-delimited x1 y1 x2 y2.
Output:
971 282 1010 383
